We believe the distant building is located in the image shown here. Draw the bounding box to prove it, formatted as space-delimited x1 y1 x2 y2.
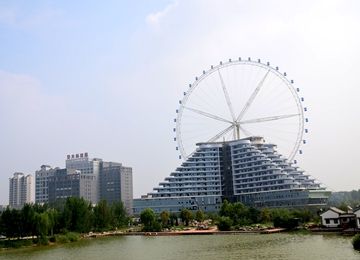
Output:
35 165 57 204
134 137 330 214
48 168 97 203
100 162 133 215
9 172 32 209
36 153 133 214
65 153 102 203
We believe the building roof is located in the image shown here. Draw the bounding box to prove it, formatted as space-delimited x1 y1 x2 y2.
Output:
329 207 346 214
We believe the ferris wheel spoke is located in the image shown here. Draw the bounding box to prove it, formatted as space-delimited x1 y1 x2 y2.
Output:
239 125 253 137
183 106 233 124
218 69 236 121
240 113 300 124
207 125 234 142
236 69 270 121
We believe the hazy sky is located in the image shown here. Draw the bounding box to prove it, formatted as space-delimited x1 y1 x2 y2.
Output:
0 0 359 204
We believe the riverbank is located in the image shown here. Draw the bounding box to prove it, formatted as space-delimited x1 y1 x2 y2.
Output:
82 226 286 238
2 226 358 250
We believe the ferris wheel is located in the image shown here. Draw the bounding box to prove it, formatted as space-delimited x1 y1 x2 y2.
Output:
174 57 308 162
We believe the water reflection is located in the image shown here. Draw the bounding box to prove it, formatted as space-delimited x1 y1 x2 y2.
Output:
0 234 359 260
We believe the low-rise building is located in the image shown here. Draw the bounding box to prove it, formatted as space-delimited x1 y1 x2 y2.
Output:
354 207 360 229
320 207 356 228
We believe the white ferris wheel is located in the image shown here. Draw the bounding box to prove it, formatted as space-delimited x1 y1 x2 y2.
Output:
174 57 308 163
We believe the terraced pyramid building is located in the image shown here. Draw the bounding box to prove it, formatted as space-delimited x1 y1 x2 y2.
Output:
133 137 330 214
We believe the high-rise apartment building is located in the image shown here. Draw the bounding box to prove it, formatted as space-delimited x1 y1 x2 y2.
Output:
133 137 330 214
9 172 32 209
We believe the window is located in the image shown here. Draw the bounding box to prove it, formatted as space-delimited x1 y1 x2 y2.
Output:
325 219 330 224
334 219 338 224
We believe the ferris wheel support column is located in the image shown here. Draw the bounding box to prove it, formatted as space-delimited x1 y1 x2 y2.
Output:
235 123 240 140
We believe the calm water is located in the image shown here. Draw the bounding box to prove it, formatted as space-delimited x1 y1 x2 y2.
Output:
0 234 359 260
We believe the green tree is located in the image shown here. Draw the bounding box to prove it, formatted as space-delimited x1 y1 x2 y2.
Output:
93 200 111 231
62 197 92 233
219 200 232 217
260 208 271 223
180 208 193 226
1 207 19 238
170 212 178 226
195 210 205 222
34 212 49 239
110 201 128 228
140 208 160 232
21 204 36 237
217 216 233 231
46 208 59 236
160 211 170 227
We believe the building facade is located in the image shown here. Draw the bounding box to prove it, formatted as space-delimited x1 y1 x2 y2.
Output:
48 168 97 203
9 172 32 209
35 153 133 214
35 165 57 204
133 137 330 214
100 162 133 214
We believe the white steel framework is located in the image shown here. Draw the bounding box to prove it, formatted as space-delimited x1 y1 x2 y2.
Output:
175 58 305 162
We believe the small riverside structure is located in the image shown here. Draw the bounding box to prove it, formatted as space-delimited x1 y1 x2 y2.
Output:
320 207 360 229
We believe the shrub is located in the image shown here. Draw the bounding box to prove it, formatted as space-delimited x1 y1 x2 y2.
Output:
217 216 233 231
0 239 33 248
66 232 80 242
34 236 49 245
54 234 70 243
352 234 360 250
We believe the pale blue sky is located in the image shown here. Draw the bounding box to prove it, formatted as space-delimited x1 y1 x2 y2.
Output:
0 0 359 204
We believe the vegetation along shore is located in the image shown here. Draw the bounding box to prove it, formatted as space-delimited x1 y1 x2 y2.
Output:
0 197 360 252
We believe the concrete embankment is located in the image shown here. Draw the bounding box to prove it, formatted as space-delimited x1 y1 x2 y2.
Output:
83 228 286 238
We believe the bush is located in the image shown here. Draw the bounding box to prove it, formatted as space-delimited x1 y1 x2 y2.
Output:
34 236 49 245
54 234 69 243
273 216 299 229
53 232 80 243
217 216 233 231
66 232 80 242
352 234 360 250
0 239 33 248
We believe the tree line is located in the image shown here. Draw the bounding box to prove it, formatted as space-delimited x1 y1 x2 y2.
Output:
140 207 206 232
328 190 360 208
139 201 319 232
217 200 317 230
0 197 129 244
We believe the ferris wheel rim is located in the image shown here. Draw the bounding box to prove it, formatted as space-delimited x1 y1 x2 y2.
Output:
175 58 305 162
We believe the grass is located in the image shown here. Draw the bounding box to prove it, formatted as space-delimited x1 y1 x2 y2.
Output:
0 239 33 248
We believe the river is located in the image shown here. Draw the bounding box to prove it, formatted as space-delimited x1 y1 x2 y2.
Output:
0 233 359 260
